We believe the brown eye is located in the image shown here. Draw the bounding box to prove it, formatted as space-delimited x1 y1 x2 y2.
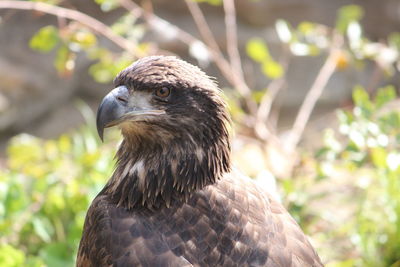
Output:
155 87 170 98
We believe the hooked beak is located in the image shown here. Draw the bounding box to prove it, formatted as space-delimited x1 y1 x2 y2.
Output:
96 85 165 141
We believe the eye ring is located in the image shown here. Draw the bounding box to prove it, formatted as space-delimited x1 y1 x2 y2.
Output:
155 87 171 98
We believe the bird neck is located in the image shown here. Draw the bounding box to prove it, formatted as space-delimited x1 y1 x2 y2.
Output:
104 135 231 210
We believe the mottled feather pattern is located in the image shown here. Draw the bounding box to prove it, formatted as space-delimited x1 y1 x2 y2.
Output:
77 56 323 267
77 171 322 267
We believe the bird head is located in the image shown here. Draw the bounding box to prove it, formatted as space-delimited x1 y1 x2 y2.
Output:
96 56 231 209
97 56 229 143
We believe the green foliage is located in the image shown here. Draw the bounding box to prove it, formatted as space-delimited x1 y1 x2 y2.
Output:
192 0 222 6
28 0 146 82
316 86 400 266
10 2 400 266
336 5 364 34
246 38 284 79
88 50 132 83
0 245 26 267
0 124 117 267
94 0 119 12
275 19 324 57
246 38 270 62
29 26 59 53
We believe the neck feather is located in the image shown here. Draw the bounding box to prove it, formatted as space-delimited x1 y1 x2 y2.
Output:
104 128 231 210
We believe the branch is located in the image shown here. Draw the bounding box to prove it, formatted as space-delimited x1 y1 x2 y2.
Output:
1 0 258 116
123 0 257 115
184 0 257 115
182 0 238 87
285 34 343 152
254 44 290 140
254 78 287 140
223 0 244 83
0 0 144 57
118 0 195 47
184 0 222 56
120 1 247 102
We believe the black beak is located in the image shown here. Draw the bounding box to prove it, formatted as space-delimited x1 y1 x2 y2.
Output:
96 86 130 142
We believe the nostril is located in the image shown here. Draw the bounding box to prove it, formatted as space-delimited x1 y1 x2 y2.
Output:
117 96 128 104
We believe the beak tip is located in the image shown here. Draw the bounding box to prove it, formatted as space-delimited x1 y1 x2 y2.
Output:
96 112 104 142
96 121 105 142
96 85 129 142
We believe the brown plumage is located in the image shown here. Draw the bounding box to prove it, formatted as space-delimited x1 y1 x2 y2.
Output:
77 56 323 267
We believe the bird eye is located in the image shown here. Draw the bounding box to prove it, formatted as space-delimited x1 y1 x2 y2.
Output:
155 87 170 98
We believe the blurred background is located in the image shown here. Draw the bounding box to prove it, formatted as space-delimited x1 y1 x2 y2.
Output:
0 0 400 266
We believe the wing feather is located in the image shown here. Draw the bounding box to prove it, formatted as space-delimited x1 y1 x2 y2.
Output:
77 171 323 267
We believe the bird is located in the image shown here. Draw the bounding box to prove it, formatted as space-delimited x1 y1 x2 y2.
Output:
76 56 323 267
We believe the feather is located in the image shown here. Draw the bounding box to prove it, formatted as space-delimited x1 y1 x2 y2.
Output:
77 56 323 267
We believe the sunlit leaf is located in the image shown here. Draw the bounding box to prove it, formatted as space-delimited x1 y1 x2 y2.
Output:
336 5 364 33
94 0 119 12
189 41 211 65
388 32 400 50
347 21 362 50
290 42 313 56
261 60 284 79
352 85 373 116
370 147 387 169
251 90 265 104
386 153 400 171
111 14 139 37
246 38 270 62
275 20 292 43
298 21 316 35
54 46 76 76
325 259 356 267
193 0 222 6
39 243 73 267
33 217 54 243
89 56 132 83
375 85 396 108
0 245 25 267
29 25 59 52
58 135 71 154
70 29 97 49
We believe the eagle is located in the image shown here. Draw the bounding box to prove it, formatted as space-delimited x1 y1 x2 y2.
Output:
76 56 323 267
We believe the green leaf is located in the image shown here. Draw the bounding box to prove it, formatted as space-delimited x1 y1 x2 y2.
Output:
375 85 396 108
89 61 116 84
94 0 119 12
298 21 316 35
0 245 25 267
325 259 356 267
70 29 97 49
54 46 75 75
89 56 131 83
352 85 373 115
261 60 284 79
29 25 59 52
246 38 270 62
388 32 400 50
352 85 369 105
336 5 364 33
370 147 387 169
33 217 54 243
192 0 222 6
39 243 73 267
275 20 292 43
251 90 265 104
